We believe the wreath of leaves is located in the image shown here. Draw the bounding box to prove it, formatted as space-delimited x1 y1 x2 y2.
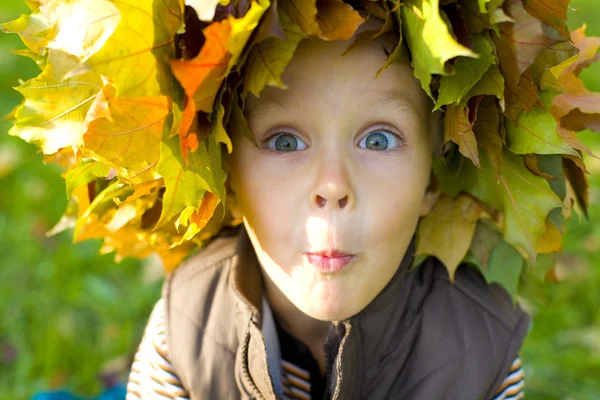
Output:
3 0 599 299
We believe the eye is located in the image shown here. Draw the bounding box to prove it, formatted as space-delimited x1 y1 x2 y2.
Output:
358 129 402 151
265 132 308 152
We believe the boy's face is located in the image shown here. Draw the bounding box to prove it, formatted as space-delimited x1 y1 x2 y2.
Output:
227 20 435 321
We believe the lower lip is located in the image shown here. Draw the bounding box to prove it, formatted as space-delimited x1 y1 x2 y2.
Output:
304 253 356 273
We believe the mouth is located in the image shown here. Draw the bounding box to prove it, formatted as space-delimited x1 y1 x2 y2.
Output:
304 249 356 274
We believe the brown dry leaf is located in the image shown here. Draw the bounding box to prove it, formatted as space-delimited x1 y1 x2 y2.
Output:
444 102 481 168
523 0 570 39
563 156 589 218
551 93 600 132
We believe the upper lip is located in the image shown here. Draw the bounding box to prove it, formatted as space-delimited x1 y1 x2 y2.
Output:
307 249 354 257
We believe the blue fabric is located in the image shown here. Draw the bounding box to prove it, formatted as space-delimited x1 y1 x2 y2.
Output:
31 385 126 400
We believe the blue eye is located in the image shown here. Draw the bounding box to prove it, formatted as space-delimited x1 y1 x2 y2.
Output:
266 133 308 152
359 130 401 150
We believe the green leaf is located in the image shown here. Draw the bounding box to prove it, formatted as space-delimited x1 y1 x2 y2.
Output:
436 34 495 109
505 106 579 157
65 161 112 199
401 0 477 97
464 64 505 103
156 135 226 229
435 148 563 262
484 238 523 302
243 10 305 97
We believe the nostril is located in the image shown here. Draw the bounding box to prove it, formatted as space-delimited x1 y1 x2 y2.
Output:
316 195 327 207
339 196 348 208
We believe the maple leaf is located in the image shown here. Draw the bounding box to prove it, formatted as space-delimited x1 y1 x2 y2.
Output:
2 0 121 60
156 135 226 229
82 0 182 98
9 50 103 154
83 95 170 183
435 147 563 264
416 193 482 281
436 34 495 109
243 10 305 97
443 102 481 168
401 0 478 96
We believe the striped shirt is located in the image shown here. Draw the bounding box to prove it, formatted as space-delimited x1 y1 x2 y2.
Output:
127 299 525 399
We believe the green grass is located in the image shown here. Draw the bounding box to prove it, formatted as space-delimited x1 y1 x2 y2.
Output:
0 1 599 399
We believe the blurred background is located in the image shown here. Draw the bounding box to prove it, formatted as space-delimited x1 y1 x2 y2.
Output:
0 1 599 399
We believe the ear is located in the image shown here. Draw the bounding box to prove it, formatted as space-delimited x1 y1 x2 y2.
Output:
222 149 244 222
419 172 440 217
428 109 444 157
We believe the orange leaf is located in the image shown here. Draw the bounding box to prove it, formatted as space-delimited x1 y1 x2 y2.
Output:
172 20 232 113
315 0 365 41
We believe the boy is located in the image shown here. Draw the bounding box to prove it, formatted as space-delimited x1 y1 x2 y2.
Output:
127 13 528 400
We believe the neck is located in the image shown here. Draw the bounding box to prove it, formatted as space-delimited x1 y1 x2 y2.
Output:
261 268 331 374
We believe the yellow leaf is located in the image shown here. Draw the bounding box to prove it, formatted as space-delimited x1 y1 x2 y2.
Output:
536 218 563 253
84 0 182 98
416 194 482 281
2 0 120 60
84 96 169 183
9 50 103 154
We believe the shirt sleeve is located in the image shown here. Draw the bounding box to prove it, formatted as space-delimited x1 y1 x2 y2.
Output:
492 355 525 400
126 298 191 400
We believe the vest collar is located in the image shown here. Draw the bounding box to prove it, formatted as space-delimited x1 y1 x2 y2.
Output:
230 226 420 399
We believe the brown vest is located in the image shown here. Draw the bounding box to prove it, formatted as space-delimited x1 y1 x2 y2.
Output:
162 226 530 399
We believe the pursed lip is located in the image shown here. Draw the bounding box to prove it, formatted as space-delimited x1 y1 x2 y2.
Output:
309 249 354 258
303 249 357 273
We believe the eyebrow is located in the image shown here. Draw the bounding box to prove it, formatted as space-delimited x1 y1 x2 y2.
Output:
245 88 424 125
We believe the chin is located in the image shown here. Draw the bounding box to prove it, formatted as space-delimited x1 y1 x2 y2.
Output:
298 287 367 321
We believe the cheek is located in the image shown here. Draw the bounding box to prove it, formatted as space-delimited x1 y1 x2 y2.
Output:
229 144 300 240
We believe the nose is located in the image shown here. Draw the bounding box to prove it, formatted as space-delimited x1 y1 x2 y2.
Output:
310 157 355 211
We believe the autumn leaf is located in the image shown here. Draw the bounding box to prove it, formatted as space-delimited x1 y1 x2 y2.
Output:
505 104 579 157
523 0 570 39
2 0 121 60
550 92 600 132
443 103 481 168
9 50 103 154
156 135 226 229
173 191 221 246
280 0 319 36
401 0 477 96
436 34 495 108
315 0 366 41
484 238 524 302
435 147 563 263
65 160 112 199
465 64 505 103
505 0 560 75
416 193 482 281
83 0 182 98
243 10 305 97
83 95 170 183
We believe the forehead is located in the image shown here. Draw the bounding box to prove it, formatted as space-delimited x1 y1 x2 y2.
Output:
244 25 430 122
